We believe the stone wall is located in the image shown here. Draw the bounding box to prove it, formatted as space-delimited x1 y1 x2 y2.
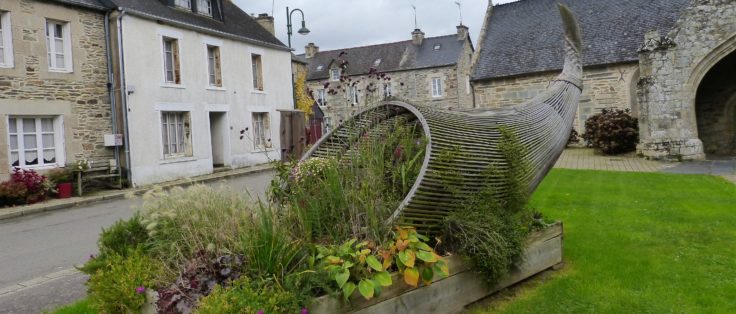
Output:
637 0 736 160
473 62 640 133
0 0 113 180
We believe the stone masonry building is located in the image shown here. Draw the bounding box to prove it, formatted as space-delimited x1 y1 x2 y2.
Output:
0 0 113 180
301 26 474 130
472 0 735 160
471 0 690 136
637 0 736 159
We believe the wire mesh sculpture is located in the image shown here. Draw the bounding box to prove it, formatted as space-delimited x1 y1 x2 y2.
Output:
301 5 583 234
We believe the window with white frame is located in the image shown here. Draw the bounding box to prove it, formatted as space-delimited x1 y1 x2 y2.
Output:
348 85 359 105
207 45 222 87
162 37 181 84
323 117 332 134
251 54 263 91
330 68 340 81
8 116 63 168
431 77 443 98
252 112 271 149
161 111 192 158
0 11 14 67
46 19 72 72
383 83 392 99
197 0 213 16
317 89 326 107
174 0 191 9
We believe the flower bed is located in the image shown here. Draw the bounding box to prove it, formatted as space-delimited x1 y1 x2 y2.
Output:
72 124 557 314
310 222 563 313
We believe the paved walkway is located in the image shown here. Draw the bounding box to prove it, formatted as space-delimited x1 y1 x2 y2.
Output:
553 148 675 172
554 148 736 184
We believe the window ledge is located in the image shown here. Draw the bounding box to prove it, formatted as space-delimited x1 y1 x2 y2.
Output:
251 90 267 95
49 69 73 74
0 64 14 69
10 164 62 171
161 83 186 89
160 156 196 164
206 86 227 91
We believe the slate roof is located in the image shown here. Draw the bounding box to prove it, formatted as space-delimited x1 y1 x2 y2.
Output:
49 0 108 11
73 0 288 50
302 34 468 81
472 0 691 81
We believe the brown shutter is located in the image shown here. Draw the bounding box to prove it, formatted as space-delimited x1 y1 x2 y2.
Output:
214 48 222 86
172 40 181 84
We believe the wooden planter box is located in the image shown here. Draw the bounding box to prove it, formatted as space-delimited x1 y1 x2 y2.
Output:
310 222 563 314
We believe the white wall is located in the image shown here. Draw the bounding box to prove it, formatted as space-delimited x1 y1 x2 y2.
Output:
121 16 293 186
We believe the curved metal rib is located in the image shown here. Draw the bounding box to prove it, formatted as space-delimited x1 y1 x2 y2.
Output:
301 5 583 234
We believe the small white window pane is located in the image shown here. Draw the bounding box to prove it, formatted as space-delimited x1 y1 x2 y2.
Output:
10 152 19 167
25 151 38 165
41 118 54 132
42 134 54 149
0 48 5 65
43 149 56 163
55 54 65 68
9 135 17 150
23 118 36 132
9 118 16 133
24 134 37 149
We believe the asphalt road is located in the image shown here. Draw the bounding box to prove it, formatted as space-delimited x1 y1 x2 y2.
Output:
0 170 274 313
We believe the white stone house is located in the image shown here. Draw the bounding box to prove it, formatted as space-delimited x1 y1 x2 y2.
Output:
105 0 294 185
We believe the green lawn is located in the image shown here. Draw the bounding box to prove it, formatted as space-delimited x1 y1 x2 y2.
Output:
478 169 736 313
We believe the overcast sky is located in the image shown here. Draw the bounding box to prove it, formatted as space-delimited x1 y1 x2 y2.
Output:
232 0 519 54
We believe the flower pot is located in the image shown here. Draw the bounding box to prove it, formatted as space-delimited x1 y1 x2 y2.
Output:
57 182 73 199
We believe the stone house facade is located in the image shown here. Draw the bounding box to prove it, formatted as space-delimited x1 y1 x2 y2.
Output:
470 0 695 153
0 0 113 181
637 0 736 159
301 26 474 130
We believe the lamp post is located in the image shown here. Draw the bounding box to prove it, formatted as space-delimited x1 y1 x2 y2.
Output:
286 7 310 48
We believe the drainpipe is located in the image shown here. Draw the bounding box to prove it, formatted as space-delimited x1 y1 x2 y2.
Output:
115 10 133 185
103 10 121 179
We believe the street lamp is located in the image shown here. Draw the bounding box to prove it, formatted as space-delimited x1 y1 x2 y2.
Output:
286 7 310 48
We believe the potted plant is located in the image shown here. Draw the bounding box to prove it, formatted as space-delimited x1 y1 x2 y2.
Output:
47 168 74 199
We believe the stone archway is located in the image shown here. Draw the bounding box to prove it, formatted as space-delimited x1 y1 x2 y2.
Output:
694 49 736 157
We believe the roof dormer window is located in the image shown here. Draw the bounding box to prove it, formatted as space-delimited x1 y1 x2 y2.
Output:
174 0 191 9
197 0 213 17
433 43 442 50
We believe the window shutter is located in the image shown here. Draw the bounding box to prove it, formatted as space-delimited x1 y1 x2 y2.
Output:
172 40 181 84
214 48 222 86
211 0 223 21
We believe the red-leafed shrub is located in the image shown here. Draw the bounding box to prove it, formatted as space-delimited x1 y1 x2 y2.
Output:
0 168 52 206
583 108 639 155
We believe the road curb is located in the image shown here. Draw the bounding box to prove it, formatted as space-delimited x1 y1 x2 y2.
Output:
0 164 274 222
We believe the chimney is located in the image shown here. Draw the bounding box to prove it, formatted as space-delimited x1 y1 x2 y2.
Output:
412 29 425 46
305 43 319 59
255 13 275 36
457 24 469 41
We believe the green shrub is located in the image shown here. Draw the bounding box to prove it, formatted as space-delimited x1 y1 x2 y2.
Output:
87 249 164 314
282 121 426 243
583 108 639 155
240 204 306 280
440 127 532 284
47 168 73 184
47 299 95 314
196 277 303 314
79 213 150 274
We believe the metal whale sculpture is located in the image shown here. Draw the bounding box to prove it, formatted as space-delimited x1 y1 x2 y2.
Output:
301 4 583 233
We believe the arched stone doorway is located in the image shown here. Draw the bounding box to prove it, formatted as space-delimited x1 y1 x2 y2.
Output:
695 51 736 157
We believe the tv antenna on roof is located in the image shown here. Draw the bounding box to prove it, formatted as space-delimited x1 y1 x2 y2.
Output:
411 4 418 29
454 1 463 25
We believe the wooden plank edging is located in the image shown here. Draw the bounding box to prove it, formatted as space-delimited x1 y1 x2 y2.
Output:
310 222 563 314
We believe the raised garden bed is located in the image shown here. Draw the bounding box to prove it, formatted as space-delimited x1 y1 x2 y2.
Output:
310 222 563 314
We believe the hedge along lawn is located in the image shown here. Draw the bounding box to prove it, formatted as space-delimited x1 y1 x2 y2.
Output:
475 169 736 313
